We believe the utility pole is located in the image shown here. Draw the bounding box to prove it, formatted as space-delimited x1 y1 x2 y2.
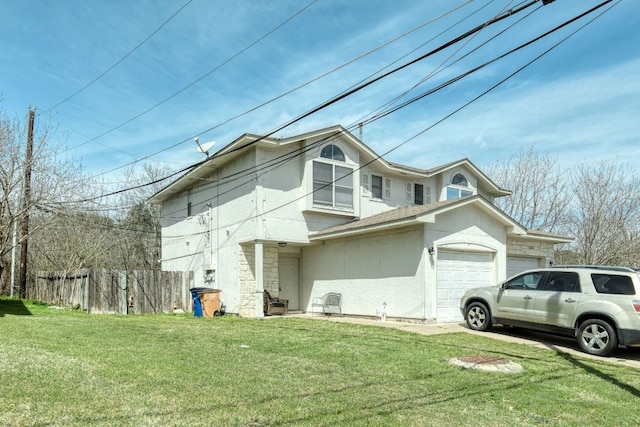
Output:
19 107 35 299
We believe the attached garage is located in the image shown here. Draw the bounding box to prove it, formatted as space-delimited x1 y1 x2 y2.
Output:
506 256 541 279
308 196 570 323
436 251 494 323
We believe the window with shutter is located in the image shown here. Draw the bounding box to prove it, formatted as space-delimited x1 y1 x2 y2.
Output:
406 182 426 205
414 183 424 205
371 175 383 199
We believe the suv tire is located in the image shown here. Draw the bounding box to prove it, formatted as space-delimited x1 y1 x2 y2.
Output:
465 302 492 331
577 319 618 356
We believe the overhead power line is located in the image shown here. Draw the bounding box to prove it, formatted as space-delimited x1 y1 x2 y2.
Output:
259 0 546 141
214 0 620 235
47 0 611 242
67 0 476 181
67 0 318 153
45 0 615 228
43 0 194 114
68 0 552 204
156 0 619 225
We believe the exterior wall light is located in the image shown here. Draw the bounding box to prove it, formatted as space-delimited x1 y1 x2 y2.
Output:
428 247 435 256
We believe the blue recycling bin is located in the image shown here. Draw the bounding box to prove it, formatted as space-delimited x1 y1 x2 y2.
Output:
190 288 213 317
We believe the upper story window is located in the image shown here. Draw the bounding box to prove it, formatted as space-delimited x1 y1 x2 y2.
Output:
452 173 467 186
320 144 345 162
406 182 430 205
414 183 424 205
371 175 383 199
313 145 353 209
447 173 473 200
362 173 391 201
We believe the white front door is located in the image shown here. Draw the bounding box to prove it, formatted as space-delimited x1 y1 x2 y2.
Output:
437 251 493 323
279 256 300 310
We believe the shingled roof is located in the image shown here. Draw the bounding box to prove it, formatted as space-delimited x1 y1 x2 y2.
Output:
309 196 572 244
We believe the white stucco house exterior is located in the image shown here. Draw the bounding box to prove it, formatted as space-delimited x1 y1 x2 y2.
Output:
148 125 571 323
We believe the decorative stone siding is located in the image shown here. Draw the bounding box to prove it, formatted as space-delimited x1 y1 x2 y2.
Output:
238 243 256 317
238 243 280 317
263 246 280 295
507 237 555 264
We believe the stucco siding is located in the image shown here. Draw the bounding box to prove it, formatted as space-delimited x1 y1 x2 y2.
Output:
358 164 438 219
428 204 506 275
257 144 312 243
302 226 426 319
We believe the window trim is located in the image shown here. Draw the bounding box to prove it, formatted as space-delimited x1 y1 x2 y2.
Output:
371 174 383 199
320 144 345 162
312 159 354 210
446 173 473 200
406 182 427 205
452 173 468 187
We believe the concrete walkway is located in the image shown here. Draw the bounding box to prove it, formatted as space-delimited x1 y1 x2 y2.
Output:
293 313 640 370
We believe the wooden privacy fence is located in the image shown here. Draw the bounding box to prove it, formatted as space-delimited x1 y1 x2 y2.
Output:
31 269 194 315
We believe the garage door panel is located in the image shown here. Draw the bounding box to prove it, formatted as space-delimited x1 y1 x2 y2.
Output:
437 251 493 323
507 257 540 279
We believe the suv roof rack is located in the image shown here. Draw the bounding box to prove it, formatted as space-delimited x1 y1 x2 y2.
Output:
551 265 639 272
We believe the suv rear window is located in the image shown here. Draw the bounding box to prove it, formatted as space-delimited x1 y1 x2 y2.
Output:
591 274 636 295
540 271 580 292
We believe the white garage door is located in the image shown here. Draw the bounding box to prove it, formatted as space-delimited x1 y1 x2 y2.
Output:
506 257 541 279
437 251 493 323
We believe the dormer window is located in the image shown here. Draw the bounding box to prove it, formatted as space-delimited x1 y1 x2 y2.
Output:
447 173 473 200
313 144 353 209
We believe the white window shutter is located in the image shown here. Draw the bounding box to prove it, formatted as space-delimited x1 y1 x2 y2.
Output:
362 174 370 196
384 178 391 199
425 186 431 204
405 182 413 203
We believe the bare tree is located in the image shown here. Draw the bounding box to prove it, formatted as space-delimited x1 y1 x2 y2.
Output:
487 146 640 267
486 147 571 232
561 161 640 266
112 163 172 270
0 107 87 294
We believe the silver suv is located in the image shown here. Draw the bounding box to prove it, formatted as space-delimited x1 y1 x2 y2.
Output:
460 266 640 356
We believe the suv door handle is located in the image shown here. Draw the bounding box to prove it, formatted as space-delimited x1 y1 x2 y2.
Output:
565 298 576 303
524 295 532 300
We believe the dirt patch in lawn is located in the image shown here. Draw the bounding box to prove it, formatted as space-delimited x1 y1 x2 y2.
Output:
448 355 524 373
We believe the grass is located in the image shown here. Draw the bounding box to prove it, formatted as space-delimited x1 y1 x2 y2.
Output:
1 299 640 426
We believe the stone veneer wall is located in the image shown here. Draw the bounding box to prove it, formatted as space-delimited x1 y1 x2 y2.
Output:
238 243 280 317
507 237 555 264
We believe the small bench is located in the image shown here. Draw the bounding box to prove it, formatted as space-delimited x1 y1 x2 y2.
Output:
312 292 342 316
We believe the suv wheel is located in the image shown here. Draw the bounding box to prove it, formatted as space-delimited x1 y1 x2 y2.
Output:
577 319 618 356
465 302 492 331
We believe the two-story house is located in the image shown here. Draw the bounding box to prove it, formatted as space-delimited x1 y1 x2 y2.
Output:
148 125 571 323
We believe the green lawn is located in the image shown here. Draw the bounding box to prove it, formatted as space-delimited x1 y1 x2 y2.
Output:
1 299 640 426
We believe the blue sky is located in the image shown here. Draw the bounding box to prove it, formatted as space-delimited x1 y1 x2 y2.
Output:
1 0 638 185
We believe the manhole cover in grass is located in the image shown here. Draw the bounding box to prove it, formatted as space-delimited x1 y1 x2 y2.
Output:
449 355 524 373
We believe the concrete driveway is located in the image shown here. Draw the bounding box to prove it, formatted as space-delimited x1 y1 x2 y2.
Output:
302 314 640 370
